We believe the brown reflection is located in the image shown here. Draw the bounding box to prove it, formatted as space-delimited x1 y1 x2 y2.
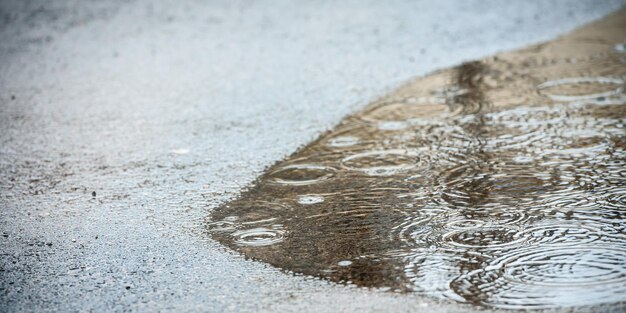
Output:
208 9 626 310
449 61 491 114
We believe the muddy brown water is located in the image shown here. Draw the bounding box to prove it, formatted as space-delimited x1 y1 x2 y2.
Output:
208 9 626 310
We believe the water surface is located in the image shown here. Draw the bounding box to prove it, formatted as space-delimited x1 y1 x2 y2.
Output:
209 9 626 310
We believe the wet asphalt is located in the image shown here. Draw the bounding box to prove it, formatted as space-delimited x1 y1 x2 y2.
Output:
1 1 625 312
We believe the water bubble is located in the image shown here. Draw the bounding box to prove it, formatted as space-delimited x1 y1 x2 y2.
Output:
232 227 285 247
338 260 353 267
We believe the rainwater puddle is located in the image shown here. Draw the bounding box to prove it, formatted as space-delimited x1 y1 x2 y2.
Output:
209 10 626 310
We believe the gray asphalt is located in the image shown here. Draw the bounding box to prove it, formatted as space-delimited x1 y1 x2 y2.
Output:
1 1 625 312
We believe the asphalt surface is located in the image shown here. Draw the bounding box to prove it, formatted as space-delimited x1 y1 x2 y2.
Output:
1 1 625 312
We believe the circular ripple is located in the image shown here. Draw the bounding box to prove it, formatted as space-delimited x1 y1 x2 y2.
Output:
537 77 624 102
483 110 550 151
597 189 626 210
269 164 336 185
362 101 446 123
377 121 409 131
221 201 290 226
441 226 523 250
207 220 236 232
232 227 286 247
538 189 599 210
490 172 548 196
436 164 493 207
451 246 626 309
499 212 532 226
390 214 435 245
405 251 484 302
490 209 532 225
327 136 360 147
446 219 486 229
446 207 533 227
518 223 603 246
341 149 420 176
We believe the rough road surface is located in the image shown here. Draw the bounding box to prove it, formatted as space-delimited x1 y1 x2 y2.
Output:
1 1 625 312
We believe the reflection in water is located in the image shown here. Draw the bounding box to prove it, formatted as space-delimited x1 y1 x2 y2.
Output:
208 9 626 310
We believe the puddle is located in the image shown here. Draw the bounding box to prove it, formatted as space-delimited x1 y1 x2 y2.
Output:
208 9 626 310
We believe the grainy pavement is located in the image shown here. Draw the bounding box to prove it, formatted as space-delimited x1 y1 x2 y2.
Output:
1 1 625 312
